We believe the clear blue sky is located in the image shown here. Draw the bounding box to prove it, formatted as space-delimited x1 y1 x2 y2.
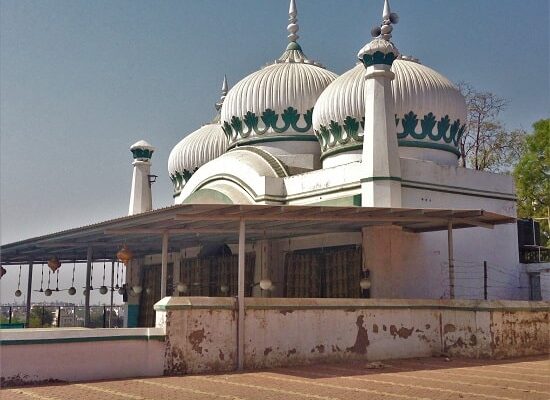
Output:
1 0 548 303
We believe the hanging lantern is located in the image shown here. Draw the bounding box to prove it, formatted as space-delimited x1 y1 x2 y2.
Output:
0 266 6 279
220 284 229 294
132 285 142 294
15 265 23 297
259 279 272 291
360 278 371 290
15 289 22 297
145 287 151 295
99 286 108 295
118 286 125 295
45 288 52 296
177 282 188 294
83 289 88 296
116 245 133 266
68 287 76 296
47 256 61 273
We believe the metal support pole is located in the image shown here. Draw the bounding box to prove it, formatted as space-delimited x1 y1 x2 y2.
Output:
109 261 115 327
9 306 12 324
483 261 488 300
161 232 169 299
237 218 246 371
447 222 455 300
57 306 61 327
25 262 33 328
84 246 93 327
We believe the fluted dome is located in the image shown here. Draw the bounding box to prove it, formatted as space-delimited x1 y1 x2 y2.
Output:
168 122 228 195
313 57 467 166
220 44 337 151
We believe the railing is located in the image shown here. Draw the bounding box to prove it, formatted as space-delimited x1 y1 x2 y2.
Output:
0 305 125 328
520 247 550 264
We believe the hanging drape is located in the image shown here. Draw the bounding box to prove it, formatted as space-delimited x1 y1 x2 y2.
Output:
284 246 362 298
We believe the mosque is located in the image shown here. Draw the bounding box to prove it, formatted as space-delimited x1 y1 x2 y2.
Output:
2 0 527 328
147 0 522 310
3 1 548 382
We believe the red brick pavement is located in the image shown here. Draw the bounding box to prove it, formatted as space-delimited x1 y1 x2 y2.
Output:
2 356 549 400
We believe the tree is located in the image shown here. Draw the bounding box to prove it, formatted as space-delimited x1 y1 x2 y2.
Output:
28 306 54 328
457 82 525 172
514 119 550 245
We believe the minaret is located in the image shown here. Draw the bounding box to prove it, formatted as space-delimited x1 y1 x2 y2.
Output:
215 75 228 113
128 140 155 215
358 0 402 207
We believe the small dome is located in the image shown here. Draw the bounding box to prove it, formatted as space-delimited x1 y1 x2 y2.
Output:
168 123 228 195
313 57 467 166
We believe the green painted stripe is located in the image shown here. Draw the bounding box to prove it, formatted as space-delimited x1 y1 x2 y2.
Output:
361 176 402 183
402 179 516 198
402 184 516 202
398 140 461 156
0 334 166 346
228 135 318 150
320 144 362 160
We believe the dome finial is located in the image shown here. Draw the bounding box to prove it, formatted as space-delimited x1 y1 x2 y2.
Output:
372 0 399 40
287 0 299 43
215 75 228 112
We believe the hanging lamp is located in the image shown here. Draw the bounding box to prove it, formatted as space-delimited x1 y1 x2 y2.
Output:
99 259 108 295
15 265 22 297
116 245 133 266
45 269 52 296
47 256 61 273
68 260 76 295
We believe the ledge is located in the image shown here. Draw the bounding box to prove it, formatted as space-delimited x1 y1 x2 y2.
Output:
154 296 236 311
153 297 550 313
0 327 165 346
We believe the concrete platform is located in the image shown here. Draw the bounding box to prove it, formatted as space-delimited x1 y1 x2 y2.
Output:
3 355 549 399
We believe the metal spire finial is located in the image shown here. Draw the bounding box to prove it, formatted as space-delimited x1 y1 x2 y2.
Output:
215 75 228 112
371 0 399 40
383 0 391 21
287 0 299 43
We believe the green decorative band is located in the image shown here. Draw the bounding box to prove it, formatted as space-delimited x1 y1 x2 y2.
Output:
131 148 154 159
360 50 397 67
397 111 466 147
0 335 166 346
316 112 464 158
315 116 364 152
222 107 314 143
170 167 198 195
227 134 318 150
398 140 461 157
361 176 402 183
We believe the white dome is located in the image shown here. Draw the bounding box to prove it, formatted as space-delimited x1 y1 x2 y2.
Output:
220 45 337 150
168 122 228 194
313 58 467 164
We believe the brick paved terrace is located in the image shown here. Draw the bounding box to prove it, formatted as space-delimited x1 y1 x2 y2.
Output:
3 356 549 400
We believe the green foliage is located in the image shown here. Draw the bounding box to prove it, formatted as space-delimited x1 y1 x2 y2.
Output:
514 119 550 244
28 307 54 328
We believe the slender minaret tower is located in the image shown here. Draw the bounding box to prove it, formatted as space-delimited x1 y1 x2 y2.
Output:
358 0 402 207
128 140 155 215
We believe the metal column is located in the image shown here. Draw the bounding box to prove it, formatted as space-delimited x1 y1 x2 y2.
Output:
161 231 169 298
25 262 33 327
84 246 93 327
447 222 455 300
109 260 115 327
237 218 246 370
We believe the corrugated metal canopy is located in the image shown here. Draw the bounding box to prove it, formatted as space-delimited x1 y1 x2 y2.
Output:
0 204 515 265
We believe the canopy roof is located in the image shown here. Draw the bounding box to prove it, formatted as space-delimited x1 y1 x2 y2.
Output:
0 204 515 265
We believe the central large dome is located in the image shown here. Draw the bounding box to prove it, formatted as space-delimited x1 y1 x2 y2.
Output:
220 0 337 155
221 44 337 152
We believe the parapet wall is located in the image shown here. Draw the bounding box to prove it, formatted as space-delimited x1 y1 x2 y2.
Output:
155 297 549 374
